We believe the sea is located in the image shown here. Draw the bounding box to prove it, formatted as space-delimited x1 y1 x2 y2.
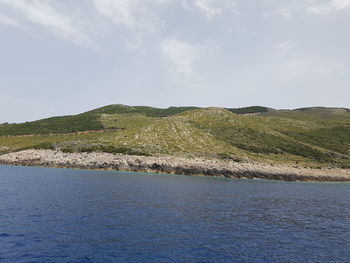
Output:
0 165 349 263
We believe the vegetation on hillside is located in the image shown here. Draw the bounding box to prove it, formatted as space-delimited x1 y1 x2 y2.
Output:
0 105 270 136
226 106 270 114
0 113 104 136
0 105 349 168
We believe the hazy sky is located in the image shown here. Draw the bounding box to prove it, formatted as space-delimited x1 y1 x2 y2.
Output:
0 0 349 122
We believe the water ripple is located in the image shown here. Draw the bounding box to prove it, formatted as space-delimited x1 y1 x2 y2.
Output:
0 165 349 263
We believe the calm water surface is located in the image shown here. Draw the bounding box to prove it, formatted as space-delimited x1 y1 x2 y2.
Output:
0 165 349 263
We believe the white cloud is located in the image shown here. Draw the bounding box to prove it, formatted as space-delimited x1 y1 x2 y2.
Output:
226 0 239 14
270 1 350 18
266 3 304 20
272 57 344 82
317 62 344 75
273 41 295 56
194 0 222 19
93 0 171 30
273 58 313 82
123 37 142 50
307 0 350 14
275 8 293 19
182 0 238 19
0 0 89 45
0 13 23 28
160 38 202 74
94 0 138 27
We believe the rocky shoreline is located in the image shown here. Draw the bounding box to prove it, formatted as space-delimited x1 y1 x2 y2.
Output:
0 149 349 182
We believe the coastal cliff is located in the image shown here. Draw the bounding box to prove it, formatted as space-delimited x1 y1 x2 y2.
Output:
1 150 349 182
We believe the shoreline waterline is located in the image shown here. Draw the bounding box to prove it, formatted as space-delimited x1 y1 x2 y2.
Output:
2 165 350 186
0 149 349 182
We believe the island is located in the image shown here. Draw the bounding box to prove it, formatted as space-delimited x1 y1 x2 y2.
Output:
0 105 349 182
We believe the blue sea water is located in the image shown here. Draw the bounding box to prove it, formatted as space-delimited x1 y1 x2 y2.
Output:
0 165 349 263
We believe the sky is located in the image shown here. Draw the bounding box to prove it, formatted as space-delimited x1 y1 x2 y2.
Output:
0 0 349 123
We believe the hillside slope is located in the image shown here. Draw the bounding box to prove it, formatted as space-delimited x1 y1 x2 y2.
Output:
0 105 349 168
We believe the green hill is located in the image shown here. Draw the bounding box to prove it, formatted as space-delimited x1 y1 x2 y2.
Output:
0 105 270 136
0 105 349 168
0 105 200 136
